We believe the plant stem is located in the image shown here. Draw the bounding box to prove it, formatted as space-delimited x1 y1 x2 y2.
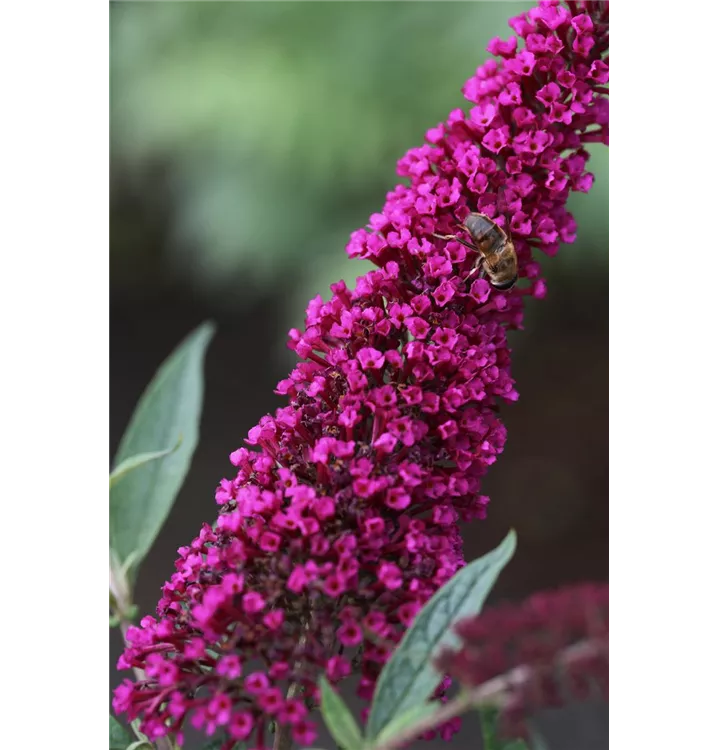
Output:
273 629 310 750
370 639 606 750
273 682 301 750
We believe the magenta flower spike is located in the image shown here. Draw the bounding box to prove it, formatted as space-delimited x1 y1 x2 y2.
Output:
435 582 609 739
114 2 608 747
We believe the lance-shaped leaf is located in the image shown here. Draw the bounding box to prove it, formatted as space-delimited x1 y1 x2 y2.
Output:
374 702 439 745
110 321 214 580
109 438 182 489
365 530 516 740
319 676 364 750
110 716 134 750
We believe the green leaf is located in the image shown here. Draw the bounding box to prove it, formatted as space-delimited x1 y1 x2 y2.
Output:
109 613 121 628
126 742 154 750
131 718 150 743
374 702 439 745
479 705 502 750
319 676 364 750
365 530 517 740
110 321 214 579
110 715 134 750
478 706 530 750
109 438 182 489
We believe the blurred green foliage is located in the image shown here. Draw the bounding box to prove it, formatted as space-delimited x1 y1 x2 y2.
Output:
111 1 607 329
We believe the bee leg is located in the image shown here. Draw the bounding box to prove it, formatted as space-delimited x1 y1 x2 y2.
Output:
457 237 479 251
465 263 482 284
432 233 476 252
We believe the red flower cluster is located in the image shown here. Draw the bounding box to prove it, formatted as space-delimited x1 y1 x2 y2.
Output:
435 582 609 738
113 2 608 748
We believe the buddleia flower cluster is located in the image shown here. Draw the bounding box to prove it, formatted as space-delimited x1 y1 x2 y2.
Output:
435 582 609 739
113 2 609 747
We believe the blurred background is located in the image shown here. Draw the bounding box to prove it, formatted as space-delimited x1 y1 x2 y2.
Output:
110 2 607 748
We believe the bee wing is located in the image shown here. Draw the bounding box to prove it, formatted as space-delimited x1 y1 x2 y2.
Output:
463 213 496 243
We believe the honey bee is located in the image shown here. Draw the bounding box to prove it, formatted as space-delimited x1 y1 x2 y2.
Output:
433 212 518 290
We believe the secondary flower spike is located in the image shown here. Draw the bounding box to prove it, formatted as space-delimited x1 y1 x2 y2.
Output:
434 582 609 739
113 2 609 747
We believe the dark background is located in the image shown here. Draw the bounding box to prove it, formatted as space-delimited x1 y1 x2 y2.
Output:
110 3 608 748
